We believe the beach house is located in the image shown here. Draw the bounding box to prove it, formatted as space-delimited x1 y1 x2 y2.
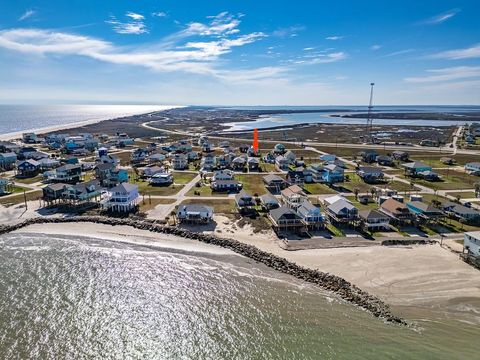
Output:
42 183 68 203
263 174 286 193
0 178 11 195
212 169 235 182
268 206 306 234
281 185 307 209
465 162 480 174
402 161 432 177
0 152 17 170
442 202 480 224
275 155 290 171
172 154 188 170
235 190 255 214
176 204 213 224
326 198 358 224
379 198 413 224
16 159 40 177
296 200 324 230
407 201 444 222
259 193 280 210
63 180 102 207
102 183 139 213
356 166 384 183
50 164 82 183
322 164 344 184
358 209 390 231
464 232 480 257
210 179 242 192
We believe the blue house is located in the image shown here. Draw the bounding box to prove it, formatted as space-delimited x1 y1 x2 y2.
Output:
407 201 444 221
0 152 18 170
322 164 344 184
402 161 432 177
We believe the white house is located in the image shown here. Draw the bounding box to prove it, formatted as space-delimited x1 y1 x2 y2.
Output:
465 162 480 173
275 155 290 171
464 232 480 257
177 204 213 224
102 183 139 212
172 154 188 170
149 173 173 185
212 169 234 182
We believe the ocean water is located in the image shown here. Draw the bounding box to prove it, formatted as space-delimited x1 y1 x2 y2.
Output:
0 104 175 136
0 232 478 359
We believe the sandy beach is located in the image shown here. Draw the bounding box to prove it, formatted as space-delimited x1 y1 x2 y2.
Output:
9 219 480 311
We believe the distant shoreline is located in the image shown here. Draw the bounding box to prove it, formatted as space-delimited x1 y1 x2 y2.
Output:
0 105 182 141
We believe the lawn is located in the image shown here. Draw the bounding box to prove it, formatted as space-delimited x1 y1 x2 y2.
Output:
15 175 43 184
172 172 197 184
446 191 476 199
235 174 269 195
397 169 476 191
0 190 43 207
113 151 133 166
341 174 379 193
384 180 419 193
131 178 184 196
187 183 229 197
138 198 175 212
303 182 338 195
344 196 379 210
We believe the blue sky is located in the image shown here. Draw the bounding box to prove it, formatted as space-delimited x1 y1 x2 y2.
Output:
0 0 479 105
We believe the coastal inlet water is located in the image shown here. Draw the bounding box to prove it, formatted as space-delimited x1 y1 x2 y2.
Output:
223 105 480 131
0 104 174 136
0 232 478 359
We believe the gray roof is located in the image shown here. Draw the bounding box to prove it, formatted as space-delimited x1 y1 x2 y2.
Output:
402 161 430 169
235 190 253 202
263 174 285 183
359 209 389 221
260 193 279 204
297 200 320 216
328 199 357 214
408 201 443 214
177 204 213 214
269 206 301 222
111 182 138 193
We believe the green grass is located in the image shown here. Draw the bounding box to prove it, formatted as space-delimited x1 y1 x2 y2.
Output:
138 198 176 212
344 196 379 210
0 190 43 206
15 175 43 184
235 174 269 195
172 172 197 184
446 191 476 199
187 183 229 197
130 178 184 196
399 169 476 191
303 182 337 195
327 223 345 237
341 174 378 193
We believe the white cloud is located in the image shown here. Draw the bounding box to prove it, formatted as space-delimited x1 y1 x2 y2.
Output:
382 49 415 57
126 12 145 21
293 51 347 65
0 26 269 82
152 12 167 18
184 12 242 37
370 44 382 50
106 12 148 34
19 9 36 21
325 36 344 41
404 66 480 83
431 44 480 60
420 9 460 25
303 47 315 51
272 25 305 38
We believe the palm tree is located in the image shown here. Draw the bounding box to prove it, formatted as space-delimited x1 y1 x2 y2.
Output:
474 182 480 198
353 188 359 200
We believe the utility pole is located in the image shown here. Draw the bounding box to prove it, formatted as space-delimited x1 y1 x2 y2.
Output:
365 82 375 143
